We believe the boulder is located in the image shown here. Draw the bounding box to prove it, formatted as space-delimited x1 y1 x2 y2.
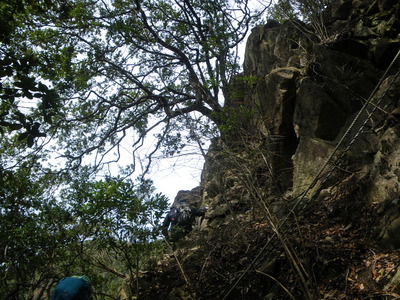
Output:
243 21 309 78
368 126 400 203
173 186 202 208
292 137 336 196
294 78 347 141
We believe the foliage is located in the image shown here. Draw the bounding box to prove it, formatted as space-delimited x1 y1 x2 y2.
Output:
0 0 60 147
269 0 336 43
62 171 168 244
0 162 168 298
215 105 257 137
270 0 334 22
0 0 265 298
0 0 264 171
58 172 169 297
0 164 75 299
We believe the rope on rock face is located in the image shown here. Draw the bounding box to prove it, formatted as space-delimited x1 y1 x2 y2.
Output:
221 47 400 300
318 66 400 190
294 47 400 207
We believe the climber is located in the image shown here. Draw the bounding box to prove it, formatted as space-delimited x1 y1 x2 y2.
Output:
49 275 92 300
161 199 207 243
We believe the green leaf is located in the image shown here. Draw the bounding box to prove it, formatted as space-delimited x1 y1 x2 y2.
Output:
18 132 29 141
27 134 34 147
14 111 26 124
9 123 24 131
38 82 49 92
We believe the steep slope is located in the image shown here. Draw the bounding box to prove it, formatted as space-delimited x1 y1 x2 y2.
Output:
135 0 400 299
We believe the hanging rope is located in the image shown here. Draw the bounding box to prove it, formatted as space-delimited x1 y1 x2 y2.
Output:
319 66 400 189
294 47 400 205
221 42 400 300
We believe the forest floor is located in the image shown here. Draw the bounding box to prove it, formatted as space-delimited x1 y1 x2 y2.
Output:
138 176 400 299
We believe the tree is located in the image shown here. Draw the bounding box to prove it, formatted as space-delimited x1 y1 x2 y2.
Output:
0 164 76 299
0 162 169 298
0 1 266 297
59 172 169 298
0 0 60 148
270 0 334 21
2 0 266 172
269 0 335 42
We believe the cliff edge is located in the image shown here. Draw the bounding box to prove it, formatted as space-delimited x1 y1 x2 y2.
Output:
134 0 400 299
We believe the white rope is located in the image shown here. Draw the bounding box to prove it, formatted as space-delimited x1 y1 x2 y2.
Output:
222 45 400 300
294 47 400 206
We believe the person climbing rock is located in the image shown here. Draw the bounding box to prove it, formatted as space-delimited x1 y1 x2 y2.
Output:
49 275 92 300
161 199 207 243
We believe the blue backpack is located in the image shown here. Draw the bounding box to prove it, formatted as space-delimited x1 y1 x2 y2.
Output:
49 276 91 300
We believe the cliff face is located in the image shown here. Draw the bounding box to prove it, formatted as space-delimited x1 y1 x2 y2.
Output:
136 0 400 299
231 0 400 196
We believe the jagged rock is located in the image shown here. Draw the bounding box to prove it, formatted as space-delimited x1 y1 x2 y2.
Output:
143 0 400 298
255 67 300 136
243 21 309 78
354 20 378 38
173 186 202 208
294 78 347 141
325 0 367 21
292 137 336 196
206 202 229 219
372 38 400 69
369 126 400 203
237 0 400 196
331 39 370 59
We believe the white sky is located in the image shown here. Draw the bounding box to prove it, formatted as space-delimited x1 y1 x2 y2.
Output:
146 151 205 201
115 125 207 202
140 39 251 202
21 1 266 203
138 0 271 201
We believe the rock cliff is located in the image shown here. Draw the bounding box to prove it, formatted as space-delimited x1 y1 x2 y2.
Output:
135 0 400 299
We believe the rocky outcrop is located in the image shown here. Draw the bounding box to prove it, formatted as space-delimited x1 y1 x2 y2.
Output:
200 0 400 294
231 0 400 198
172 186 202 208
141 0 400 298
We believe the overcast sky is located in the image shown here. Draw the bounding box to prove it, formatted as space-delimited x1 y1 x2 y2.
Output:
146 41 250 202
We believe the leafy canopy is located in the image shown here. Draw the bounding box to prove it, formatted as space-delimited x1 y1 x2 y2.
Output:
270 0 335 23
0 0 60 147
1 0 264 171
0 162 168 298
0 1 266 297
